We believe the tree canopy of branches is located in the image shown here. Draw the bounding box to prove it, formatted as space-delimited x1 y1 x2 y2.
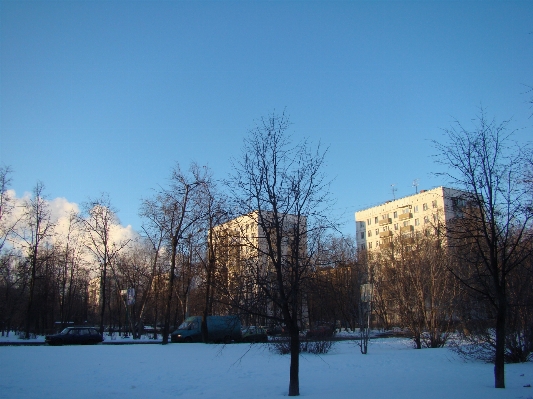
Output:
17 182 55 338
80 194 130 335
228 111 333 396
434 109 533 388
377 233 458 349
142 163 208 344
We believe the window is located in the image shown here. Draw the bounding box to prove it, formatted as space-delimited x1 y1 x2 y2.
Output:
393 211 398 218
424 216 430 224
415 219 420 226
403 221 409 227
432 200 437 208
368 230 372 237
423 203 428 211
383 226 389 231
414 205 419 213
360 232 365 239
394 223 398 230
374 217 378 224
376 241 379 247
375 229 379 235
367 218 371 225
368 242 372 249
361 244 366 250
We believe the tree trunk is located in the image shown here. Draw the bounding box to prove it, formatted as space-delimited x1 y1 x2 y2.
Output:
494 292 506 388
24 252 38 339
288 329 300 396
162 240 177 344
99 264 107 335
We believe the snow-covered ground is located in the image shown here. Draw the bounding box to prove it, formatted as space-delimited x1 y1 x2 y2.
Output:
1 337 532 398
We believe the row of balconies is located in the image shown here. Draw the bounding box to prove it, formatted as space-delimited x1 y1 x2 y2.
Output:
376 225 414 239
376 212 413 226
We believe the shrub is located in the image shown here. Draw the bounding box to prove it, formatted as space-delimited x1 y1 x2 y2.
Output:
269 336 335 355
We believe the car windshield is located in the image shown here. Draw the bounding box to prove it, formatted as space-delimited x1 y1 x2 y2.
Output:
177 321 198 330
177 321 188 329
60 328 71 334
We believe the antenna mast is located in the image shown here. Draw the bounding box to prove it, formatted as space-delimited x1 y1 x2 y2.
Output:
412 179 419 194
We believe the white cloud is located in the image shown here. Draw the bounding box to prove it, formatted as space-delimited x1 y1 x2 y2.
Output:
3 190 139 253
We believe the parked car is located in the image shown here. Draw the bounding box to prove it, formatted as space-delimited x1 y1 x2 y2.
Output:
266 325 286 336
306 324 335 338
45 327 103 345
241 326 268 343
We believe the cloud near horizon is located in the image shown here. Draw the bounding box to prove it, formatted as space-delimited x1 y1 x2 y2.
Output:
4 190 139 251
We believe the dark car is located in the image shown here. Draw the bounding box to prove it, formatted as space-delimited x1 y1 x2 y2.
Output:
241 326 268 343
266 325 286 336
306 324 335 339
45 327 104 345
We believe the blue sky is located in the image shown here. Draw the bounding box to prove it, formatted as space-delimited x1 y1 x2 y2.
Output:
1 1 532 235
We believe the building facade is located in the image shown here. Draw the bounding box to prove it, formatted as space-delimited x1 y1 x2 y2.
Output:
355 186 465 252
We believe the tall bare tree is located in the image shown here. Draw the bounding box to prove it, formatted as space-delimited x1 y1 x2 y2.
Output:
17 182 55 338
145 163 207 344
434 109 533 388
139 193 170 338
80 194 130 335
192 175 230 342
229 111 333 396
55 210 86 329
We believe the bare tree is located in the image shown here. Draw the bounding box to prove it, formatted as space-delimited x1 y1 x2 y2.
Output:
228 111 333 396
0 166 21 335
145 163 207 344
16 182 55 338
434 109 533 388
0 166 18 252
80 194 130 335
191 175 230 342
55 210 86 329
139 194 169 338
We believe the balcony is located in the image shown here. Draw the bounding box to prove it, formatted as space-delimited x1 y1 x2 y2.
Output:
399 212 412 221
381 241 394 249
400 225 414 234
379 230 393 238
379 218 392 226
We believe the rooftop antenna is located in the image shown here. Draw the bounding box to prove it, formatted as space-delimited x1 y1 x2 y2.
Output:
391 184 397 200
412 179 419 194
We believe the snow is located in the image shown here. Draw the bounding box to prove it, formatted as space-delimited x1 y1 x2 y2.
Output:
1 337 532 398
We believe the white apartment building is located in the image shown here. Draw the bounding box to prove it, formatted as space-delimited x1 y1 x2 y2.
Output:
355 186 465 252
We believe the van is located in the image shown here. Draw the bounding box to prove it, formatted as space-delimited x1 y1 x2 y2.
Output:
170 316 241 343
